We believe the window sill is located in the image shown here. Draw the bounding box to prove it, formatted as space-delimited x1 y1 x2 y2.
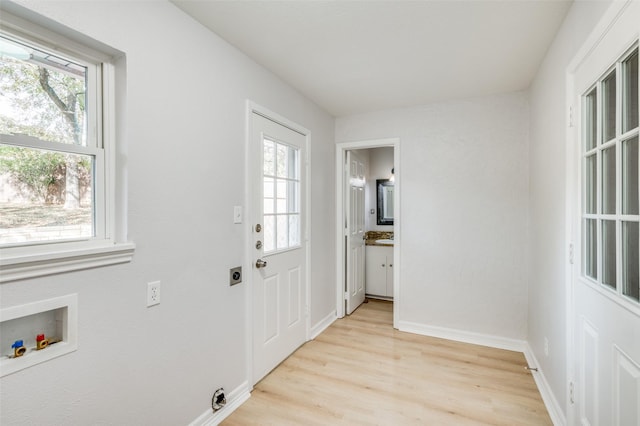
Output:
0 241 135 283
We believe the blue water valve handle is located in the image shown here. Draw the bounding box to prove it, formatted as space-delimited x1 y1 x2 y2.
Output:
11 339 27 357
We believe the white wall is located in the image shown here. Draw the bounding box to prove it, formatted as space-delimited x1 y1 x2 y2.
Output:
336 92 530 341
0 1 335 424
527 0 612 416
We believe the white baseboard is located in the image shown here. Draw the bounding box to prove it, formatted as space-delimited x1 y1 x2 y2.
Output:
397 320 527 352
310 310 337 340
189 381 251 426
523 343 566 426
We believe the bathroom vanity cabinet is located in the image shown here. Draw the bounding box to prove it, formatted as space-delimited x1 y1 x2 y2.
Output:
365 245 394 299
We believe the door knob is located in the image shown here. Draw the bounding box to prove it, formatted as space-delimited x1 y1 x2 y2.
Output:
256 259 268 268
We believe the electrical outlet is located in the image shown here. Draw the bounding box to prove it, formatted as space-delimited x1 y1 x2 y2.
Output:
147 281 161 307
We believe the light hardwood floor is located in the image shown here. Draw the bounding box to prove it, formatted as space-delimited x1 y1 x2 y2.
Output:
222 300 551 425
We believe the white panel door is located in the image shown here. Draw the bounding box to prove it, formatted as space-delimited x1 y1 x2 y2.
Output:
571 3 640 424
251 112 307 384
345 150 366 314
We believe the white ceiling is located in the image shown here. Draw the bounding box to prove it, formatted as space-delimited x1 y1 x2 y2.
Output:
172 0 573 117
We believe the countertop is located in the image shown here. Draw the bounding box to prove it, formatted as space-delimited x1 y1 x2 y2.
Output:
364 231 394 246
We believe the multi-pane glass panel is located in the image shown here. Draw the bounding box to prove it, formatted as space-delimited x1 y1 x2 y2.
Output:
582 44 639 305
263 138 300 253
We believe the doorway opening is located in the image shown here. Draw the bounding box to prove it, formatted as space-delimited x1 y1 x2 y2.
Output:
335 138 400 327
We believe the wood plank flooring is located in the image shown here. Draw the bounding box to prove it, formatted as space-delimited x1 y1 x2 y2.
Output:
222 300 551 425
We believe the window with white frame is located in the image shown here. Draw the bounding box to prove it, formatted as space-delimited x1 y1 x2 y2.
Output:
262 137 301 253
0 11 133 282
582 43 639 303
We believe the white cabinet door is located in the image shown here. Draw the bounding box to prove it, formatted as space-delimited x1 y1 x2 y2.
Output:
386 254 394 297
366 246 393 297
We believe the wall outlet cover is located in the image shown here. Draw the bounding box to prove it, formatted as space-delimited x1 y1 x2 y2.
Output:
147 281 161 307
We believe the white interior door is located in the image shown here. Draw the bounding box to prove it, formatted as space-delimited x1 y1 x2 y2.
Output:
345 150 365 314
251 112 307 384
571 3 640 424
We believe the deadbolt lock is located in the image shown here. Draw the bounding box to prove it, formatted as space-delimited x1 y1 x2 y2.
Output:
256 241 263 249
255 224 262 232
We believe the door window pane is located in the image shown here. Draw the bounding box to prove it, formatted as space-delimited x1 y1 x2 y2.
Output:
623 49 639 133
288 215 300 246
263 139 275 176
623 221 639 301
585 219 598 280
602 146 616 214
585 154 597 214
264 177 274 214
623 136 639 215
287 181 299 213
262 138 300 254
585 88 598 151
276 179 287 214
602 71 617 142
602 220 616 288
581 43 640 305
275 143 299 179
276 215 288 249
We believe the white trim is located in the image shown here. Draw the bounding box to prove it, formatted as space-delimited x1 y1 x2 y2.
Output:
566 1 634 75
310 310 337 340
188 381 251 426
335 138 401 328
564 69 578 426
0 241 135 283
397 320 526 353
245 101 311 387
523 343 567 426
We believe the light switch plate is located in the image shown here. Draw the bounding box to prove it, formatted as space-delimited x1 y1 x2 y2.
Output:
233 206 242 224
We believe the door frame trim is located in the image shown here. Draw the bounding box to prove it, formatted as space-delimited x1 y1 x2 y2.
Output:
335 138 401 328
245 100 312 387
